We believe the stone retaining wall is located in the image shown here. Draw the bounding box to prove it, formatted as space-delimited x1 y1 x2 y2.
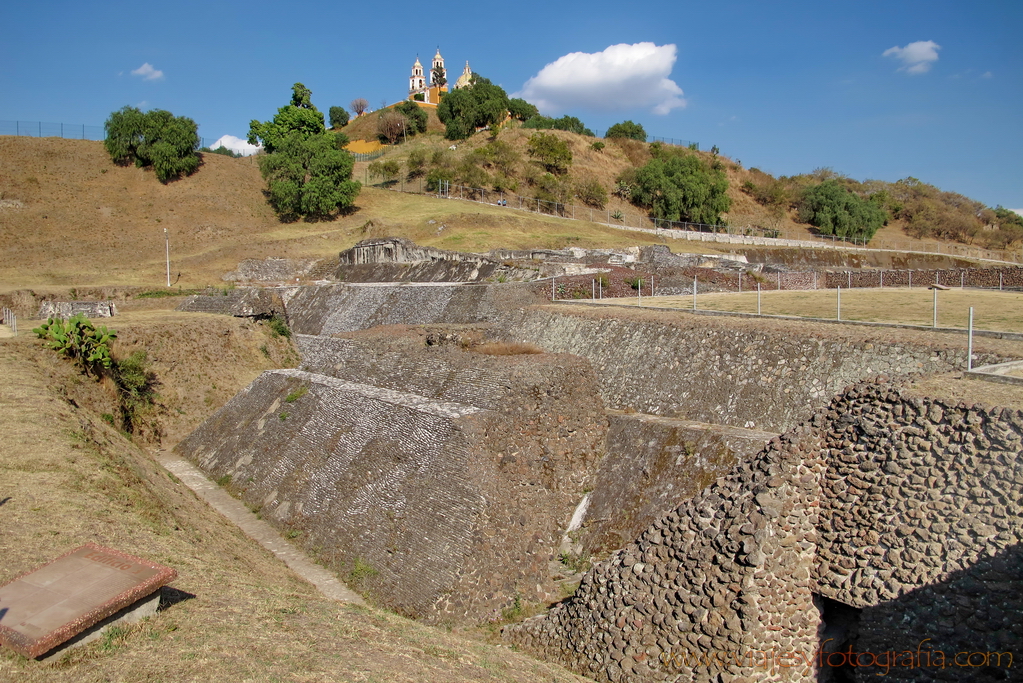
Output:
504 307 1002 433
174 350 608 623
284 283 543 336
36 300 117 319
176 288 285 318
580 413 776 557
504 383 1023 682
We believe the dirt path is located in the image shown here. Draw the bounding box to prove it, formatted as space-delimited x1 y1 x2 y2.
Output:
156 452 365 604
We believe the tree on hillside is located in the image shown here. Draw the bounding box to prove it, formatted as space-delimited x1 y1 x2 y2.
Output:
350 98 369 117
798 180 886 241
394 100 428 135
248 83 360 221
527 132 572 176
605 120 647 142
104 106 200 183
329 106 350 129
630 150 730 225
436 74 510 140
377 110 408 145
508 98 539 122
247 83 325 154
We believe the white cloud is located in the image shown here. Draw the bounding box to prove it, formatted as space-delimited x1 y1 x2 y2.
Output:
1010 209 1023 218
982 71 993 79
131 63 164 81
883 41 941 75
209 135 261 157
514 42 686 115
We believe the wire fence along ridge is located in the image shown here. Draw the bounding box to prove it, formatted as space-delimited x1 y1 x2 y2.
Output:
0 120 220 150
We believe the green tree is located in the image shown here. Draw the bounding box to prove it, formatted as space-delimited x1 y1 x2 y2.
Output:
436 74 510 140
605 120 647 142
249 84 360 221
527 132 572 175
431 64 447 87
508 98 539 121
631 151 731 225
394 101 428 134
797 180 887 241
104 106 200 183
248 83 326 153
523 115 594 136
329 106 350 129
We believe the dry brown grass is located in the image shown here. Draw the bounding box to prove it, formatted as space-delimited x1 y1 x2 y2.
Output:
0 321 587 683
0 137 724 291
472 341 544 356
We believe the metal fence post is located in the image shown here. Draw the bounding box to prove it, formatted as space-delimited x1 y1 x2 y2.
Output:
968 307 974 370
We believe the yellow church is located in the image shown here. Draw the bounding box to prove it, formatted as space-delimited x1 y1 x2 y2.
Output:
408 49 473 106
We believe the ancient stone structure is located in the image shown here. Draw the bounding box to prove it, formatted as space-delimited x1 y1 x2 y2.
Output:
174 270 1022 680
176 332 607 622
176 287 288 318
37 300 117 319
504 383 1023 682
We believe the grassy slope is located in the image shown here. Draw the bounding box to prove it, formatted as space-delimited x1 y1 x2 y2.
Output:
0 137 719 290
0 319 587 682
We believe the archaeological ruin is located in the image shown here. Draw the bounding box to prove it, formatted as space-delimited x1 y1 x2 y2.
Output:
174 239 1023 682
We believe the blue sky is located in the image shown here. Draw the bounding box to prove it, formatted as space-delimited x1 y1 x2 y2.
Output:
2 0 1020 211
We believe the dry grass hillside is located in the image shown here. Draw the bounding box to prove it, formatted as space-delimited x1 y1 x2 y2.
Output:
0 322 588 682
0 136 710 290
339 103 446 142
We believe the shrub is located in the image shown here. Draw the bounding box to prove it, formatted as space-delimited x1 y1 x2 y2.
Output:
631 149 731 225
605 120 647 141
591 141 605 152
113 350 158 433
576 177 608 209
798 180 887 241
527 132 572 175
406 148 427 178
266 315 291 338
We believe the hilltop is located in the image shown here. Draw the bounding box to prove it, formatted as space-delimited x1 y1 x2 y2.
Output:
0 136 707 290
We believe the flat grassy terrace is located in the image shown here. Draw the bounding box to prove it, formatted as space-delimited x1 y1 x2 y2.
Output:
590 287 1023 334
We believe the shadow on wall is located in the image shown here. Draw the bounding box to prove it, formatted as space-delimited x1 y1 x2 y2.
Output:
817 544 1021 682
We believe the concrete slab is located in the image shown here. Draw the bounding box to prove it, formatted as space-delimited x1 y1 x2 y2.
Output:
0 544 176 658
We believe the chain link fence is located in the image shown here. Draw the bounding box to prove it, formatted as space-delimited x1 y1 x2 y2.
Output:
1 120 218 149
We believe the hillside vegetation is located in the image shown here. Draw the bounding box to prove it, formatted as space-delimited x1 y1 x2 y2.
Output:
0 136 705 289
351 114 1022 253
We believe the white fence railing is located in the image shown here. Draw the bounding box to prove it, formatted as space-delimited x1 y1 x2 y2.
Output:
2 307 17 336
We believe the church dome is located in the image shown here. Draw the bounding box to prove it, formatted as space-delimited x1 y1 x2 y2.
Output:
454 61 473 89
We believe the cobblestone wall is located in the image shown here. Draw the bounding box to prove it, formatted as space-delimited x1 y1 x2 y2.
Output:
504 383 1023 683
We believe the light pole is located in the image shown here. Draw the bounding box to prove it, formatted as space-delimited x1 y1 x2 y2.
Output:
164 228 170 287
